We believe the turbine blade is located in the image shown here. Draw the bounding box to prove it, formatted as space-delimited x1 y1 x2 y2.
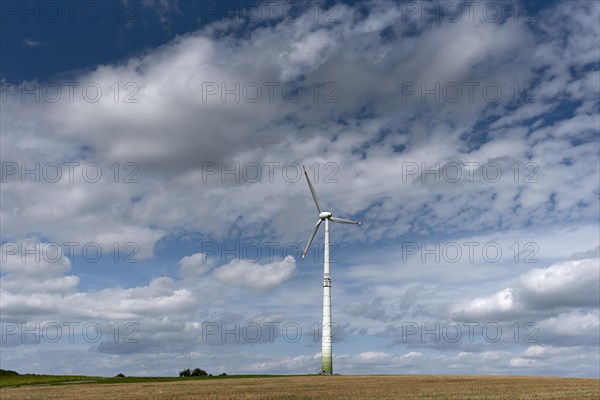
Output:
303 165 322 213
302 219 322 260
330 216 362 225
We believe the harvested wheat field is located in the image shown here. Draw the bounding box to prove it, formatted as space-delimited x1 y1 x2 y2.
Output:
1 375 599 400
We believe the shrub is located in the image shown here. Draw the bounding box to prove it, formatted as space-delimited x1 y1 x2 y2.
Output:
115 373 125 378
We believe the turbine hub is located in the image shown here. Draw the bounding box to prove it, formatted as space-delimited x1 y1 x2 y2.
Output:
319 211 332 219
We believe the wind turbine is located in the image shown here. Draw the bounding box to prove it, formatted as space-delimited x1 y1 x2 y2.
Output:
301 165 362 375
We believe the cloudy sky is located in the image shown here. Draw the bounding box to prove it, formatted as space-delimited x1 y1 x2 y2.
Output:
1 0 599 377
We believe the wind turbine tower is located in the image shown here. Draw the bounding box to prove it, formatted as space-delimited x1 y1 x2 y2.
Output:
301 166 362 375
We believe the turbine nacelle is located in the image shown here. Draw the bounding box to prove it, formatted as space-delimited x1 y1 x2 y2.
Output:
319 211 332 219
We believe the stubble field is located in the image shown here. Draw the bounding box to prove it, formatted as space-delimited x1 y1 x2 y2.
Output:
1 375 599 400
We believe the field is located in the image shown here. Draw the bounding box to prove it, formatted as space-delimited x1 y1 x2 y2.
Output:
1 375 599 400
0 374 280 388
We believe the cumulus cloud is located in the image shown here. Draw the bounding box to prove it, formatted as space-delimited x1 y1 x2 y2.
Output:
1 239 72 278
451 257 600 320
518 259 600 309
212 256 296 292
0 241 199 321
536 310 600 347
0 240 81 311
178 252 212 280
452 288 516 320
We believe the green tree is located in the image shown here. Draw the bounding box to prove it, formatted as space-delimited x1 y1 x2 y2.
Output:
191 368 207 377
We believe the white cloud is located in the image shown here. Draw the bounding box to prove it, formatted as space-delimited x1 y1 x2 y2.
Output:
518 259 600 309
452 288 516 320
536 310 600 346
451 257 600 320
1 239 72 278
178 253 212 280
212 256 296 292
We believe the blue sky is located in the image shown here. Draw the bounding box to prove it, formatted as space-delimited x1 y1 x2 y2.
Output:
1 0 599 377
